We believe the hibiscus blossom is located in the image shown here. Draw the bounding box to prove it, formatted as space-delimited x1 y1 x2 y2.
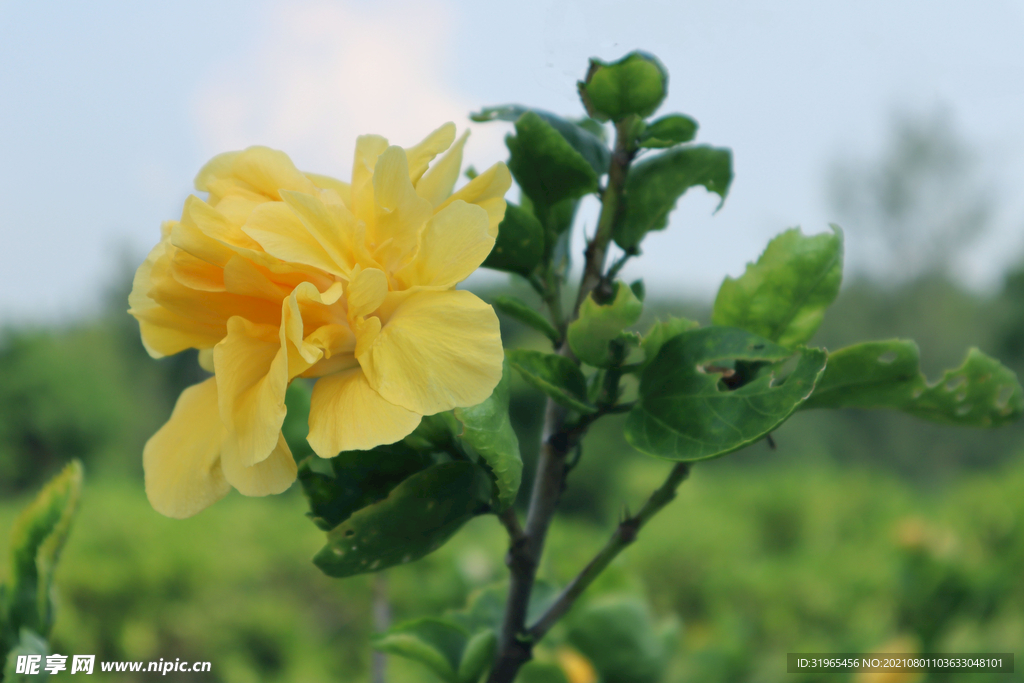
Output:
130 123 510 518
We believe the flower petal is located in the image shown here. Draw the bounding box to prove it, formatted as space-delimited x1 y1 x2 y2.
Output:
416 130 469 207
360 290 503 414
351 134 389 227
437 162 512 237
405 122 456 184
372 146 434 270
143 377 230 519
307 368 421 457
195 146 317 202
242 200 345 276
399 200 493 288
214 317 288 467
305 172 352 206
347 267 389 318
220 430 297 496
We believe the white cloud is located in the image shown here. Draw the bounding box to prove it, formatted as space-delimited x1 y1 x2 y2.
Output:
190 0 505 179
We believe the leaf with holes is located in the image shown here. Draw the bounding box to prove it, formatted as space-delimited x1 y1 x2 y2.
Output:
615 145 733 251
713 226 843 348
625 327 826 460
800 340 1023 427
297 442 434 531
506 349 596 414
313 462 490 577
454 359 523 510
568 282 644 367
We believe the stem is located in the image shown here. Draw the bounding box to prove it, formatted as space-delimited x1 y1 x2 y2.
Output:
574 118 637 314
372 572 391 683
488 118 639 683
528 463 691 640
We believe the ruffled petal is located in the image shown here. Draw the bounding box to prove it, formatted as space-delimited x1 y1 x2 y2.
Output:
346 267 388 318
143 378 230 519
437 162 512 237
214 317 288 468
360 290 503 414
372 146 434 270
220 431 297 496
398 200 493 288
307 367 421 457
350 134 389 228
405 122 456 184
416 130 468 207
242 200 344 276
195 146 317 203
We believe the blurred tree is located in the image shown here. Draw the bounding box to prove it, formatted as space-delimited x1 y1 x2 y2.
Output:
828 109 993 282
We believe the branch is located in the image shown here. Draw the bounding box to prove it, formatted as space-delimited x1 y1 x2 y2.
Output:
488 117 639 683
527 462 691 641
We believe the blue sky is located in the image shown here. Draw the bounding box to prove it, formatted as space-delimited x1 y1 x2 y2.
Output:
2 0 1023 322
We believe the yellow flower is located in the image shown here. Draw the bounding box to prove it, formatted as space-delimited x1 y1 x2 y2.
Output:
130 123 511 518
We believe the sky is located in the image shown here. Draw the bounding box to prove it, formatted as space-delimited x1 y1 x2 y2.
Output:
1 0 1023 323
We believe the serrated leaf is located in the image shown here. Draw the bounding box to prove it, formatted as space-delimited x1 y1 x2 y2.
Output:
506 349 596 414
2 628 48 682
5 461 82 639
566 596 677 683
713 226 844 348
638 114 698 149
493 296 560 345
471 105 610 176
615 145 733 251
800 340 1024 427
313 462 489 577
578 51 668 122
297 443 434 531
454 359 523 510
282 380 314 461
506 112 599 210
568 282 643 367
483 203 545 276
626 327 826 460
641 317 700 365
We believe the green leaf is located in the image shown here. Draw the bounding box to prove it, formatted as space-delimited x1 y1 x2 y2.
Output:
641 317 699 365
638 114 698 149
566 596 677 683
297 442 434 531
471 105 610 176
578 51 668 122
506 112 599 210
4 461 82 639
492 296 560 345
567 282 643 367
282 380 314 461
801 341 1024 427
454 359 523 510
506 349 596 414
371 618 469 683
2 628 48 682
313 462 489 577
615 145 733 251
713 226 844 348
482 203 545 276
457 629 498 683
625 327 827 460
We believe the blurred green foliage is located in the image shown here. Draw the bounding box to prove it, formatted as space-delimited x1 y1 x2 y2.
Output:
0 457 1021 682
2 258 1024 681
